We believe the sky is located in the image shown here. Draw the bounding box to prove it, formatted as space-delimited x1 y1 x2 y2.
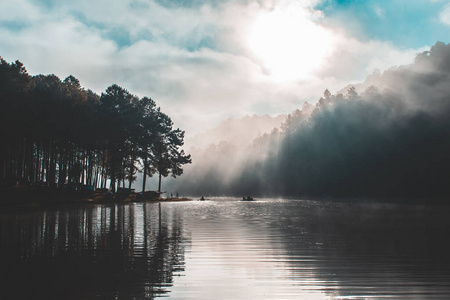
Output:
1 0 450 136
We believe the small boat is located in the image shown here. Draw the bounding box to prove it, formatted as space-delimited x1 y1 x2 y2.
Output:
199 196 206 201
241 196 254 201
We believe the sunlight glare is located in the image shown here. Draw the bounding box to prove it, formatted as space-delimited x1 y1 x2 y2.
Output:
249 5 334 81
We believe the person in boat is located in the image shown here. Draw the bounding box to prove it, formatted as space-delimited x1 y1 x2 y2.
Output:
200 196 205 200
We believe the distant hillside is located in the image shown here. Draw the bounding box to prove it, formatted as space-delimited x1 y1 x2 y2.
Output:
186 114 286 149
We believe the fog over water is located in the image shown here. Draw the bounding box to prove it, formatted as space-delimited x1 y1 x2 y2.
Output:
168 42 450 199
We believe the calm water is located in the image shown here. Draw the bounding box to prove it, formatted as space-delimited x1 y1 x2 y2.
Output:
1 198 450 299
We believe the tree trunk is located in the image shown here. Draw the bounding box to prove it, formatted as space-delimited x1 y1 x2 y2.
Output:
158 172 162 193
81 151 85 185
128 157 134 190
142 154 147 193
110 176 115 194
17 138 24 181
41 143 47 184
28 141 35 184
35 143 41 183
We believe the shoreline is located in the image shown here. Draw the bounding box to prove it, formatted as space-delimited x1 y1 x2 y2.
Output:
0 187 193 208
3 187 449 209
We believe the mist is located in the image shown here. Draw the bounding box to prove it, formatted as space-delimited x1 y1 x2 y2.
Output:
170 41 450 199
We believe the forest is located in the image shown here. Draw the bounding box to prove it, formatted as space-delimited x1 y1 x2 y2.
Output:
174 41 450 199
0 58 191 193
3 41 450 200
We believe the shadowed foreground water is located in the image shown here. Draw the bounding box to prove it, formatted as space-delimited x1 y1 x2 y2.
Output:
1 198 450 299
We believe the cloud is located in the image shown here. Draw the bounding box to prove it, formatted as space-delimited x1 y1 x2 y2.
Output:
317 34 426 84
440 4 450 25
0 16 117 88
372 4 385 19
0 0 429 136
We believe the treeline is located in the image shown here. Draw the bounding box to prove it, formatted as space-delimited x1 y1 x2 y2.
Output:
174 41 450 199
0 58 191 192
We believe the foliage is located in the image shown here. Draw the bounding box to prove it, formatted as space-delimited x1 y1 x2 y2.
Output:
0 57 191 192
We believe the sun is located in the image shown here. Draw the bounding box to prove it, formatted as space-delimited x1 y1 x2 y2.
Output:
248 5 334 81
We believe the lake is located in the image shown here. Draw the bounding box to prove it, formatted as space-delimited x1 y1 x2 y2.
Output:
1 198 450 299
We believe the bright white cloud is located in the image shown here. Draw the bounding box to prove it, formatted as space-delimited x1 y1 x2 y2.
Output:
248 1 334 81
317 34 424 84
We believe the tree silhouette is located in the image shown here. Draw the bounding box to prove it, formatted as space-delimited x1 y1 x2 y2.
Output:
0 57 191 195
151 112 191 192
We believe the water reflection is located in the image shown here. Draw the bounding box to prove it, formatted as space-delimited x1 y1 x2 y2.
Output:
1 199 450 299
0 203 187 299
170 200 450 299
